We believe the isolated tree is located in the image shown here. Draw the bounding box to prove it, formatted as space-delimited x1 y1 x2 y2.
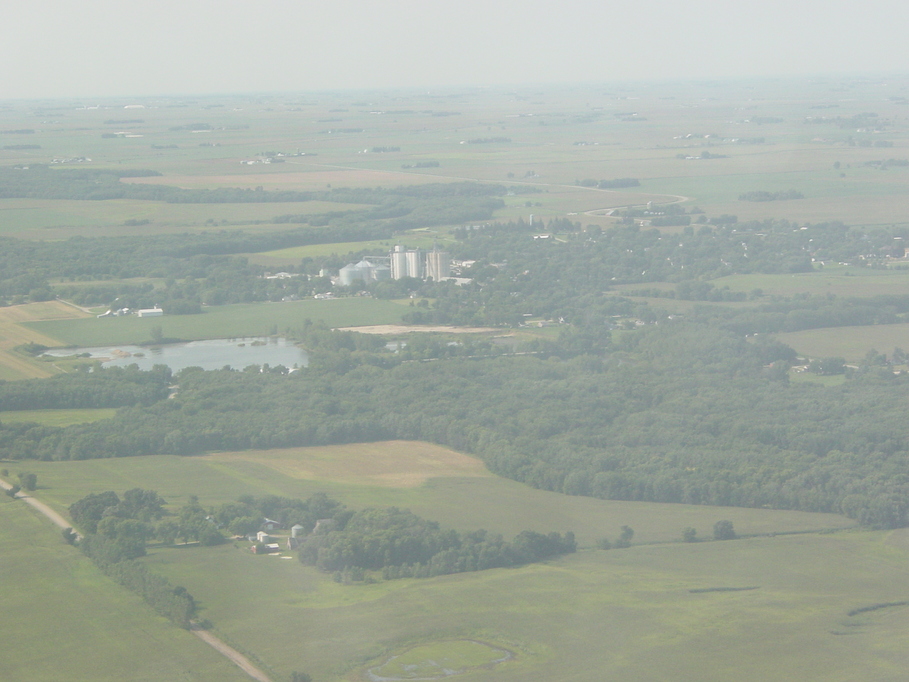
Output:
17 472 37 491
615 526 634 548
682 527 698 543
713 520 736 540
290 673 312 682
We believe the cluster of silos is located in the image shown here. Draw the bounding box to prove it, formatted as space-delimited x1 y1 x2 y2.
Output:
338 259 391 286
390 245 450 281
390 245 423 279
425 247 451 281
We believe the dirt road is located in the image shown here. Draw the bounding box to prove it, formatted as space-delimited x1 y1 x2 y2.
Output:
0 477 81 540
0 475 273 682
192 628 273 682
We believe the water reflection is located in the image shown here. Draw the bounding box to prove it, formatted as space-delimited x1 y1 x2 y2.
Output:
43 337 308 372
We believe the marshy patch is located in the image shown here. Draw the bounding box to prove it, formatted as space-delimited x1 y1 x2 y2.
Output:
846 601 909 617
365 640 513 681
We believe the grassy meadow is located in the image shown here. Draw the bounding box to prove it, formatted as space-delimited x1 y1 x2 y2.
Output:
16 441 855 547
246 231 457 267
8 440 904 682
712 266 909 298
142 530 909 682
0 198 368 240
25 297 408 347
0 407 117 426
774 323 909 361
0 496 250 682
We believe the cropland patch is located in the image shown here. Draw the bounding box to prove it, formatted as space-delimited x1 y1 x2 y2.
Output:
0 198 369 239
712 267 909 298
121 168 450 191
143 531 909 682
366 640 513 680
0 408 117 427
245 232 454 266
201 440 493 488
774 323 909 361
26 298 408 346
0 497 249 682
0 301 80 379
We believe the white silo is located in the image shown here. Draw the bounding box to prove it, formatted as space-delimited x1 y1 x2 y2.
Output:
425 248 450 281
405 249 423 279
338 263 359 286
391 245 407 279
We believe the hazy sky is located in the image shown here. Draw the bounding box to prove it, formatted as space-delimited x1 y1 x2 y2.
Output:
4 0 909 99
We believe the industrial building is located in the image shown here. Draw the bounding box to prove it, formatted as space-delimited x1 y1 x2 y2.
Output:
424 247 451 281
337 246 450 286
338 259 391 286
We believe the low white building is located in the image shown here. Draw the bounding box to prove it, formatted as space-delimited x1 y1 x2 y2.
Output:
136 308 163 318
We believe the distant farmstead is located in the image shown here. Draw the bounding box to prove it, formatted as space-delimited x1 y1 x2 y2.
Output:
136 308 163 318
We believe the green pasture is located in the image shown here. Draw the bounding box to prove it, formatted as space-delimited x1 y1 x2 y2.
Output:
17 445 854 549
712 267 909 298
25 298 408 346
773 323 909 361
144 528 909 682
0 198 367 239
246 231 455 266
788 370 848 387
0 407 117 427
368 640 512 679
0 497 249 682
15 441 894 682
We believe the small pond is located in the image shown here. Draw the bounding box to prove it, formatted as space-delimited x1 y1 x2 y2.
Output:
42 337 308 372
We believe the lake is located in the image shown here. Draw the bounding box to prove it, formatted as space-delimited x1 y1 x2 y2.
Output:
43 337 308 372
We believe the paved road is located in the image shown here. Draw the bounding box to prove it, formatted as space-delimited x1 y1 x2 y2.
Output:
0 475 273 682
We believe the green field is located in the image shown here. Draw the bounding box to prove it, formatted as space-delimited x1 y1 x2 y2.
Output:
14 442 897 682
16 444 855 547
0 497 249 682
0 407 117 426
0 198 368 240
141 530 909 682
774 323 909 361
246 232 456 266
10 441 909 682
25 298 408 346
712 266 909 298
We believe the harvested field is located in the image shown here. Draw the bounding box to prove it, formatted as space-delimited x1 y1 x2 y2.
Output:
0 301 82 379
200 440 493 488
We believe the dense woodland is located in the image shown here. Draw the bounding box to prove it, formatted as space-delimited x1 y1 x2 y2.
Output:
3 322 908 528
